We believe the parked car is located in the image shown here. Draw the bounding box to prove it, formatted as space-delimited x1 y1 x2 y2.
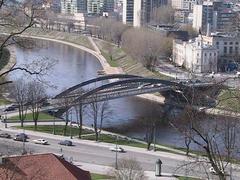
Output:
59 140 73 146
109 146 125 152
32 139 48 145
0 133 11 139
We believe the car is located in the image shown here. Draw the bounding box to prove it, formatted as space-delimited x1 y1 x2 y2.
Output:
4 106 15 112
13 136 27 142
59 140 73 146
32 139 48 145
109 146 125 152
16 133 29 139
209 166 225 175
0 133 11 139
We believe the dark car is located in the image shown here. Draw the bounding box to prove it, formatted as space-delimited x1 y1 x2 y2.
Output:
4 106 15 112
13 135 27 142
15 133 29 139
59 140 73 146
0 133 11 139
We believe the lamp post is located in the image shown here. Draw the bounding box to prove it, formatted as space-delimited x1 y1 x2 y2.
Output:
70 109 73 139
115 135 118 169
155 159 162 176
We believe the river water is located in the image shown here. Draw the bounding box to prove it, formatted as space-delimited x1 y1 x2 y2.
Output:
10 40 239 151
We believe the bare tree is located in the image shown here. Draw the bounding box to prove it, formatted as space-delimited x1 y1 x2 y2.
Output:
9 79 29 127
0 0 44 57
87 97 111 141
74 101 86 139
150 5 175 24
27 80 47 130
111 158 145 180
170 82 240 180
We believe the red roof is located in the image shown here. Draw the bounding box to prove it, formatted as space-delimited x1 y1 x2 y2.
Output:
0 153 91 180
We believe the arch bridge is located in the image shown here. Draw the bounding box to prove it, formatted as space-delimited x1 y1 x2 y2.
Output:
48 74 215 115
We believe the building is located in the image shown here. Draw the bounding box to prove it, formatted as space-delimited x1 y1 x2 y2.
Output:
61 0 87 14
0 153 91 180
193 1 237 34
171 0 202 12
173 36 218 73
87 0 103 14
123 0 167 27
202 32 240 71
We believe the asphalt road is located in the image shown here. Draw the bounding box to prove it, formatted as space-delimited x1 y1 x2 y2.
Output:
1 130 240 179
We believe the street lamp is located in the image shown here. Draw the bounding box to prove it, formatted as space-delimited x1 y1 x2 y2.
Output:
115 135 118 169
155 159 162 176
70 109 73 139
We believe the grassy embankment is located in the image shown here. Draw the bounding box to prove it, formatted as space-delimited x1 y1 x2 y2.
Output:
217 89 240 112
91 173 112 180
8 112 55 122
94 39 172 80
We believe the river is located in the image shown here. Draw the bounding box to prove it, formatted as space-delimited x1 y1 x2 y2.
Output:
10 39 240 152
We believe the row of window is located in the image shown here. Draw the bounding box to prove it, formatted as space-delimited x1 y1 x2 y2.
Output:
216 42 239 45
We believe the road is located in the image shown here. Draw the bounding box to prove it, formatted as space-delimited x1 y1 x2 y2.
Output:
1 128 240 179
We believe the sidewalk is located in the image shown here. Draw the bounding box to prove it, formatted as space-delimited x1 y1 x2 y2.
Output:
74 161 178 180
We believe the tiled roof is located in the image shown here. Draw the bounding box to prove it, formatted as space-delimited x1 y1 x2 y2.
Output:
0 153 91 180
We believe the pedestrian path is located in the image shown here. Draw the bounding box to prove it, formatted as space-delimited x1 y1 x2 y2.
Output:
74 161 178 180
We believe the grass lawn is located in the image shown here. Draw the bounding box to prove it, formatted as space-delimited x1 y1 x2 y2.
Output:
18 125 93 136
100 50 118 67
177 176 201 180
0 98 11 105
82 134 147 148
9 112 54 121
217 89 240 112
91 173 112 180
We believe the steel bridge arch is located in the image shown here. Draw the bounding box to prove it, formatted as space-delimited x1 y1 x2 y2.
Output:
55 74 142 98
55 78 180 116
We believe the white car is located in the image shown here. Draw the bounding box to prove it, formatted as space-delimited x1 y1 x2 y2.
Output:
109 146 125 152
32 139 48 145
209 166 225 175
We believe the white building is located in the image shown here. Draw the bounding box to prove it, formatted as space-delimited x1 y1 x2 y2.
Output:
202 32 240 71
171 0 202 11
61 0 87 14
173 36 218 73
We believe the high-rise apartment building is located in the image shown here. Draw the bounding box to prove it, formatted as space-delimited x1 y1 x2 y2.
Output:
61 0 87 14
171 0 202 11
123 0 167 27
87 0 114 15
193 1 237 33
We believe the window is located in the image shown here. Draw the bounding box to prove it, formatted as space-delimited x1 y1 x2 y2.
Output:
229 47 233 54
210 53 212 56
230 42 233 45
224 47 227 54
224 42 227 45
236 42 239 45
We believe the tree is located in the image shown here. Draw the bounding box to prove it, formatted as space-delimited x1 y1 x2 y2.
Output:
170 81 240 180
111 158 145 180
0 0 44 59
87 97 111 141
10 79 29 127
150 5 175 24
27 80 47 130
74 101 86 139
